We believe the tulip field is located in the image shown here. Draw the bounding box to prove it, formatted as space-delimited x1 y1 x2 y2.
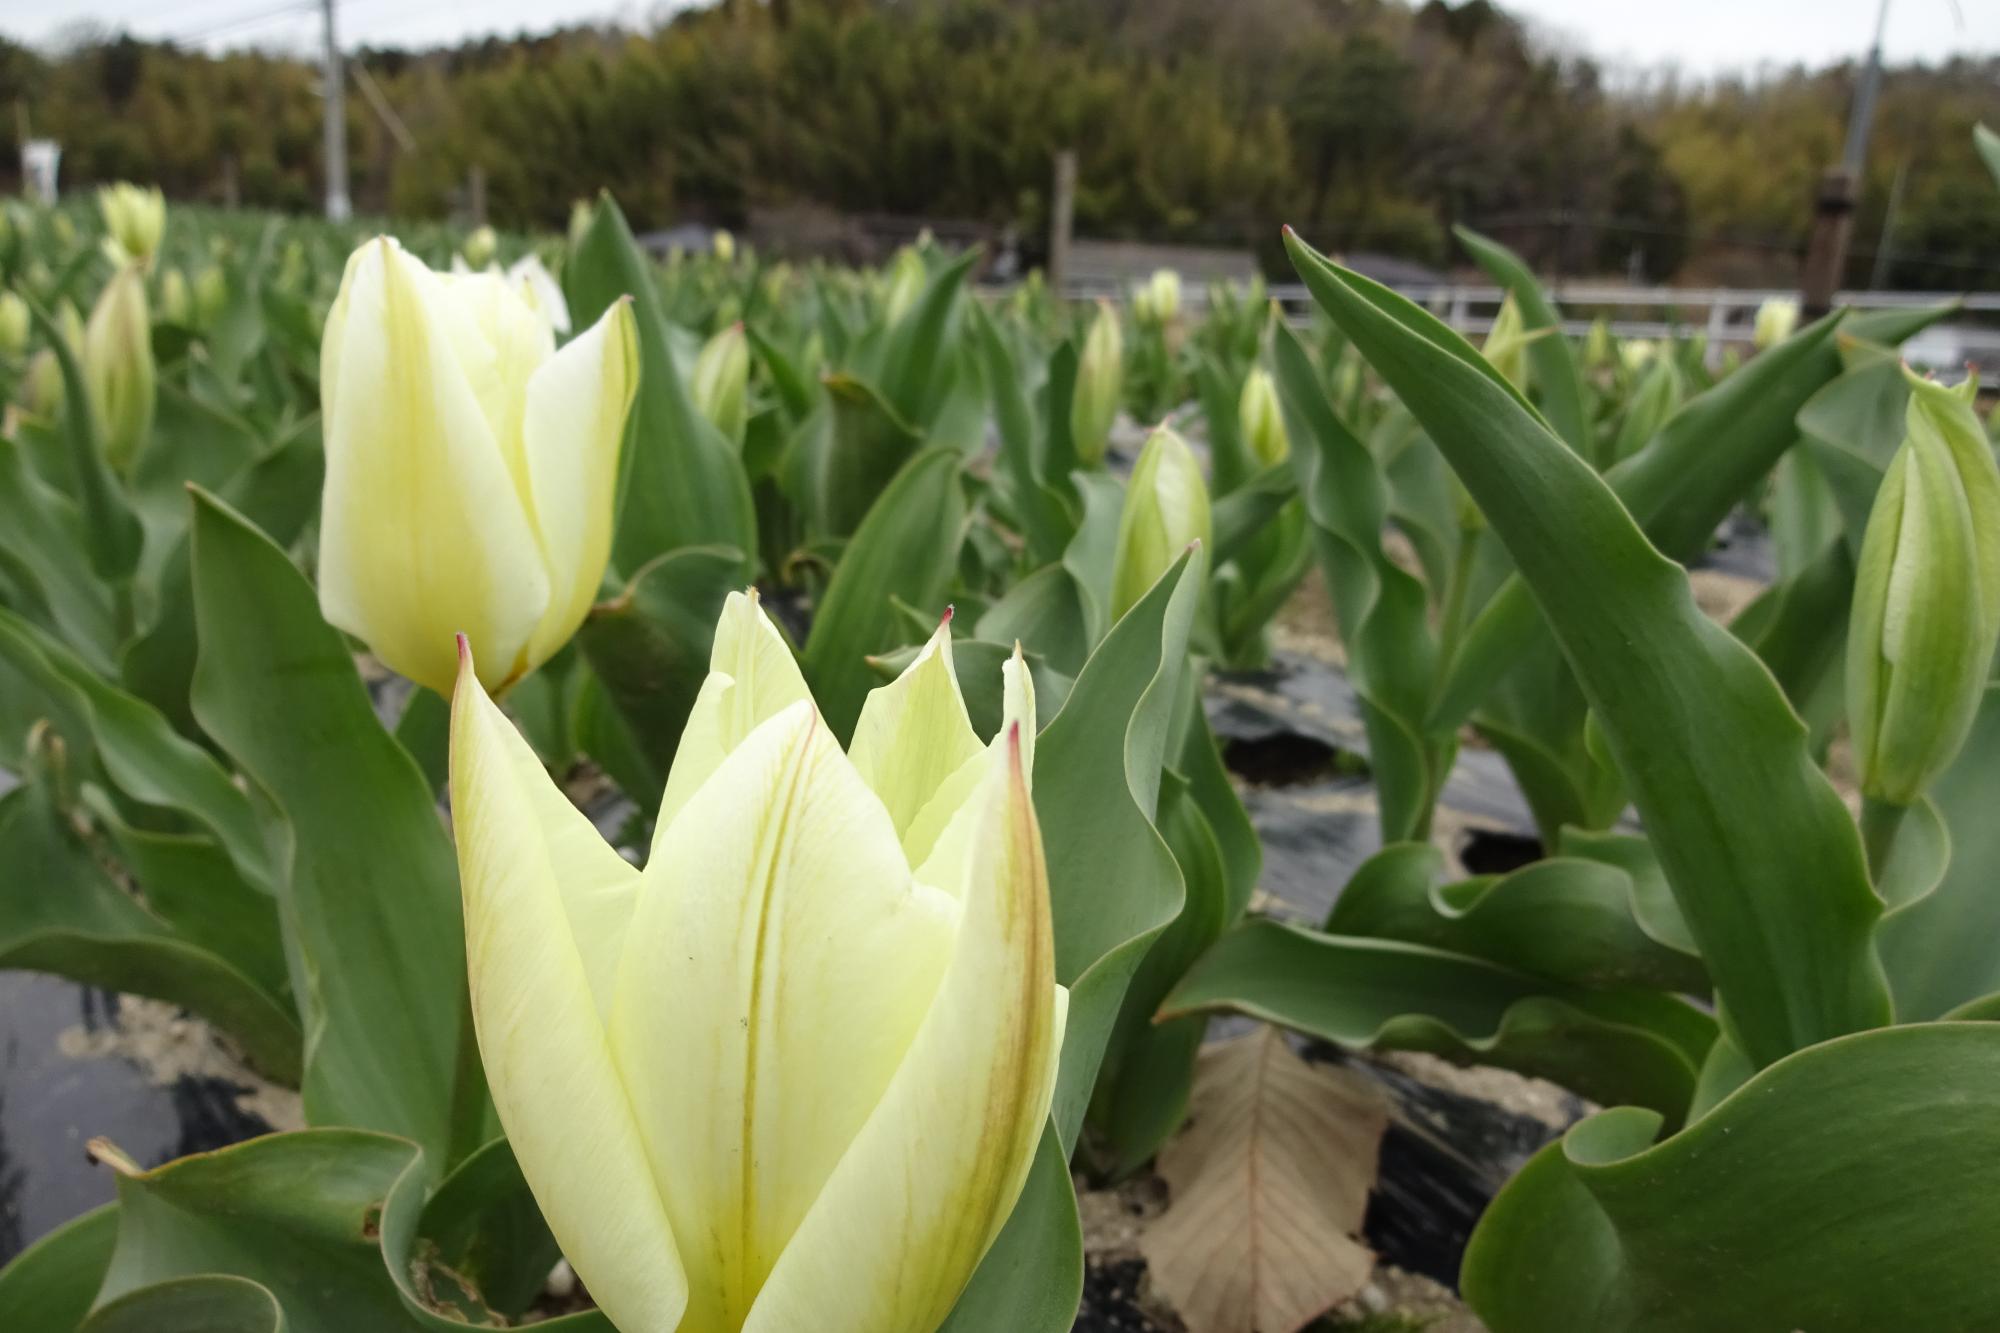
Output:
0 128 1999 1333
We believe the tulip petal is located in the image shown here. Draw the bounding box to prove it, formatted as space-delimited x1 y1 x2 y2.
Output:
653 589 812 844
520 299 638 669
901 643 1036 871
848 614 983 846
448 643 685 1333
611 700 956 1332
318 239 548 695
743 722 1063 1333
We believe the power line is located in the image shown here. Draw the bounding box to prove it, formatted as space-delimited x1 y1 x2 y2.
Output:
174 0 318 45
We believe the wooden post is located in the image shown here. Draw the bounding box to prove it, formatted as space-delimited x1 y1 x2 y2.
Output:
1800 168 1856 319
1049 149 1076 291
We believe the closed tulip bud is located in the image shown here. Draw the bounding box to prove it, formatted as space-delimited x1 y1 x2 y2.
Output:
1238 365 1290 467
97 183 165 266
1621 339 1657 373
194 266 228 326
83 264 155 471
159 268 191 326
1111 424 1212 620
1583 317 1613 370
1848 372 2000 807
462 224 498 270
712 227 736 263
449 596 1065 1333
1144 268 1182 324
691 322 749 444
883 247 925 326
1070 300 1123 467
317 237 639 697
0 290 27 357
569 198 595 248
1482 293 1533 391
23 349 62 418
1753 297 1799 350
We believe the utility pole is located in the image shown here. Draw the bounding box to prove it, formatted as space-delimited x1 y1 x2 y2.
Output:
1801 0 1890 315
322 0 351 221
1049 149 1076 291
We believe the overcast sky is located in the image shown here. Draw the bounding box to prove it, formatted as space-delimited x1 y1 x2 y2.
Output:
0 0 1993 75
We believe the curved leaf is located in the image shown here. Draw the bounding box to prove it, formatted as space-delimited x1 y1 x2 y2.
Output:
1454 225 1590 456
1463 1023 2000 1332
1164 917 1712 1121
1286 230 1890 1067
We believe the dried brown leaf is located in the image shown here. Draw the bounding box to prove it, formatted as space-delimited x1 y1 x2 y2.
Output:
1139 1027 1387 1333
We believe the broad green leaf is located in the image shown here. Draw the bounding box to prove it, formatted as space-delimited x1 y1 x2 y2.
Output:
0 605 275 893
810 372 924 536
0 771 300 1081
1039 546 1203 1148
976 564 1093 679
1165 917 1712 1121
880 247 979 426
80 1276 285 1333
1728 539 1853 756
1287 231 1890 1066
1463 1023 2000 1332
0 436 118 670
1454 226 1590 456
0 1204 118 1331
802 448 967 738
28 300 143 583
568 195 755 580
1272 322 1446 841
1876 686 2000 1019
1328 843 1705 993
189 491 484 1163
577 544 744 789
1432 307 1847 734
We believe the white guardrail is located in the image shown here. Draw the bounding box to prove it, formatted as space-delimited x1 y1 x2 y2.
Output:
1054 278 2000 373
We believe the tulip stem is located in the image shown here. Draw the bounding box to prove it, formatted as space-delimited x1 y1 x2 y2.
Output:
1860 796 1909 883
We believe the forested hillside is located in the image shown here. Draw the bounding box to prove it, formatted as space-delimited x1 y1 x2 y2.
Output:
5 0 1996 285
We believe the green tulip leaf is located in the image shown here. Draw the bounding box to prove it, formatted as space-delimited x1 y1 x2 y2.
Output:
189 489 485 1164
1272 321 1447 842
0 1205 118 1331
802 448 967 738
577 543 745 790
568 195 756 581
1463 1023 2000 1332
1454 225 1591 456
79 1276 286 1333
1285 231 1890 1067
1164 917 1712 1122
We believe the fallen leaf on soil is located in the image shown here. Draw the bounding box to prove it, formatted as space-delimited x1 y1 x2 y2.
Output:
1139 1026 1388 1333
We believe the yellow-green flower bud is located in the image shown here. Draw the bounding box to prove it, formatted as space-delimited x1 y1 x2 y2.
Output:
1753 297 1800 350
691 322 749 444
318 237 639 697
194 266 228 326
569 198 595 248
0 290 27 357
1847 372 2000 806
1070 299 1123 467
1132 268 1181 325
82 264 156 471
883 247 925 326
1111 424 1212 620
1238 365 1290 467
1582 317 1613 371
462 224 499 270
97 182 165 266
712 227 736 263
23 349 63 417
448 597 1062 1333
159 267 191 326
1482 293 1532 391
